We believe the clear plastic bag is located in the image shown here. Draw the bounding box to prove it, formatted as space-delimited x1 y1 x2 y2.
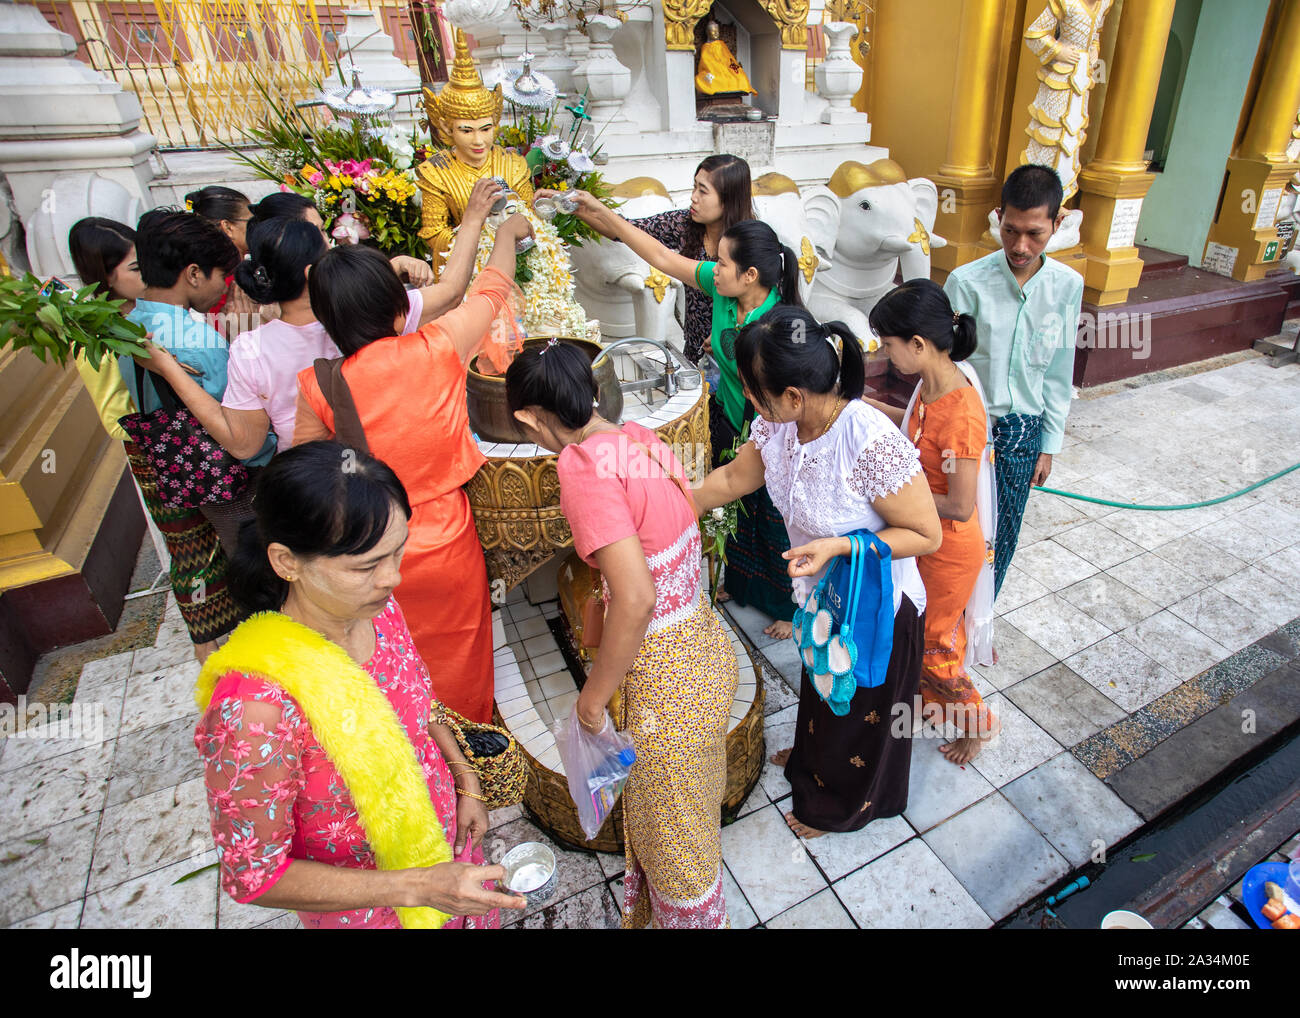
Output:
552 706 637 840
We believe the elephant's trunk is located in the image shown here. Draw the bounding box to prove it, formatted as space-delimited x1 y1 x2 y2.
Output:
878 235 914 255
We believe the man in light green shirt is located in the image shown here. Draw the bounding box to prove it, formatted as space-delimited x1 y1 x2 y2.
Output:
943 165 1083 595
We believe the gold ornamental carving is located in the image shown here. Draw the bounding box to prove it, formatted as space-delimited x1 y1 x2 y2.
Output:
798 237 819 282
644 267 672 303
664 0 716 50
757 0 810 49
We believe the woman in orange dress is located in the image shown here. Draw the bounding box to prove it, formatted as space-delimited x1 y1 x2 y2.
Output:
865 280 1000 764
291 215 532 722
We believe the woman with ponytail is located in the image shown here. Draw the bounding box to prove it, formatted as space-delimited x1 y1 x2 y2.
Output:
692 305 941 839
505 341 738 929
867 279 1000 765
554 190 802 636
196 441 524 929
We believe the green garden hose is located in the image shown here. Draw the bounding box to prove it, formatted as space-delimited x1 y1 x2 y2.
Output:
1033 462 1300 511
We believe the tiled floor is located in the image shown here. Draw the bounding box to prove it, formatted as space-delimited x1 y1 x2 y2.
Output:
2 353 1299 929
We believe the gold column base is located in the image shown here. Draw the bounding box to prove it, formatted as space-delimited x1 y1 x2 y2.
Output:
930 173 1000 278
1203 157 1300 282
1076 166 1159 305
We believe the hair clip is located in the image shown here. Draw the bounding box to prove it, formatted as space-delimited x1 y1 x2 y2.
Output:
253 265 271 287
184 198 194 212
538 337 560 356
952 312 960 324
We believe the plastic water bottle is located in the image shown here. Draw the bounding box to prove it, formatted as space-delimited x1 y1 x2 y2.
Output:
588 746 637 821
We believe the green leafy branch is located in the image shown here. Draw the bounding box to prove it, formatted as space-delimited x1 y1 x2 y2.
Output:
0 275 148 370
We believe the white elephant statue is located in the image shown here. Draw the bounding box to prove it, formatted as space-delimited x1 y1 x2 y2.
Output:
567 177 684 347
805 159 946 346
751 172 827 308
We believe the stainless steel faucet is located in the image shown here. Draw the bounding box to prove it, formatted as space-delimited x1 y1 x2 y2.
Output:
592 337 700 397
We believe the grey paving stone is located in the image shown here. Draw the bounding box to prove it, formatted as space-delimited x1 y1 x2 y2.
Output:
1052 520 1147 570
1002 752 1142 867
979 621 1058 690
0 812 99 928
834 838 990 929
88 777 212 892
802 813 913 882
1057 572 1162 633
107 715 206 807
1005 663 1127 747
902 732 996 833
766 888 857 929
0 740 114 841
81 851 220 930
968 693 1063 788
721 804 828 922
1169 588 1278 654
922 793 1070 921
1015 539 1101 591
1005 592 1112 661
1119 611 1231 681
1065 634 1184 713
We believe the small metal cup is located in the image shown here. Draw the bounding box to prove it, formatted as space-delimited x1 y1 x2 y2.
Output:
533 196 559 220
556 193 579 214
500 842 558 906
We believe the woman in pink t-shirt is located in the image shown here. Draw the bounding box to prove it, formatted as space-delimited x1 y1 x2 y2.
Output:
506 341 740 929
137 180 501 455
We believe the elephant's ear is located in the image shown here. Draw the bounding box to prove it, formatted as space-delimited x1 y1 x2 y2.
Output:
802 184 840 266
909 177 947 249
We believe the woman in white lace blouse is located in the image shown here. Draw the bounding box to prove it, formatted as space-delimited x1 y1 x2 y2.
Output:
692 305 941 839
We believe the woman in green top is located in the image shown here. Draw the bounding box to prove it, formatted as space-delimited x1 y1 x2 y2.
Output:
539 191 803 637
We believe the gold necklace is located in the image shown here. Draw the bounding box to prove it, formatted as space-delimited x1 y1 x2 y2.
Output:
821 396 845 437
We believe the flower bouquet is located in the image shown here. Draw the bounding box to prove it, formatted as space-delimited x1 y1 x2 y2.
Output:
226 81 432 259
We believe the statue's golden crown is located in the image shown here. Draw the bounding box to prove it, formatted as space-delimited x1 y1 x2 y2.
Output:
422 28 503 139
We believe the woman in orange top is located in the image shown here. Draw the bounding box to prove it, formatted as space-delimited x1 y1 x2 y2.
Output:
292 214 532 722
865 279 1001 765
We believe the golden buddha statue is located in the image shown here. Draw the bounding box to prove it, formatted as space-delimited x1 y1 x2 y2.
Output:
695 21 756 96
417 29 534 278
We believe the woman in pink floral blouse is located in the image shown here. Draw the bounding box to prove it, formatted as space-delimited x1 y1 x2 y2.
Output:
193 442 524 928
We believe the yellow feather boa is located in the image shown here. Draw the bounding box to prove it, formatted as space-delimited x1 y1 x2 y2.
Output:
196 611 453 929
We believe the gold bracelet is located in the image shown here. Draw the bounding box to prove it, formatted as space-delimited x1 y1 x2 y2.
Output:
455 786 489 803
578 712 606 733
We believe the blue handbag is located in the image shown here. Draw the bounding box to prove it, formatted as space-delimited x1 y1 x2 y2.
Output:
790 531 895 717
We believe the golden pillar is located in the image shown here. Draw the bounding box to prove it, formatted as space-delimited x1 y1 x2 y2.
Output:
1075 0 1176 305
931 0 1006 275
1203 0 1300 281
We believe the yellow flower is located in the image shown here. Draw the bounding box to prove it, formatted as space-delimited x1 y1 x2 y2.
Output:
557 181 569 191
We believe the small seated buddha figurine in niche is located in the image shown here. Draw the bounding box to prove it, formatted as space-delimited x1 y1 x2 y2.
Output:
417 28 534 279
695 21 757 96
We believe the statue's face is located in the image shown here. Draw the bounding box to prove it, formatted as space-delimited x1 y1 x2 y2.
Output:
446 118 497 167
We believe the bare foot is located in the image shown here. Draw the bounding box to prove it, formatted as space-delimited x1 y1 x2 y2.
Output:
784 811 827 839
938 713 1001 766
992 645 999 665
193 640 218 665
770 747 792 767
715 589 732 603
764 619 793 640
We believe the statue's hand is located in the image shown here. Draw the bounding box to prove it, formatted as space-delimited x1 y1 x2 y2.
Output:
1053 41 1084 65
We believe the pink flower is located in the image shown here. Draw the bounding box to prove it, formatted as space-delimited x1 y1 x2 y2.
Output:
331 212 370 245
